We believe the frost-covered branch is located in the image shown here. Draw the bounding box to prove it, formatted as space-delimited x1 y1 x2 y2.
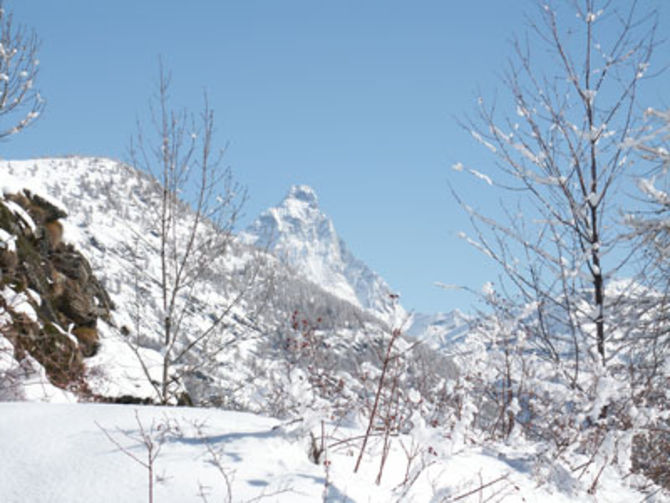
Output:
450 0 668 493
455 0 657 366
0 1 43 139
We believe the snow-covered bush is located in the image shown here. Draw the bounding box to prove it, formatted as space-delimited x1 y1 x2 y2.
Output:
448 284 670 493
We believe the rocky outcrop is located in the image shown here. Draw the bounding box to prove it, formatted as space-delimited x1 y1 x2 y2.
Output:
0 190 113 389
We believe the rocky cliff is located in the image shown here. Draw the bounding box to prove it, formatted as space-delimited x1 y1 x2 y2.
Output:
0 189 113 393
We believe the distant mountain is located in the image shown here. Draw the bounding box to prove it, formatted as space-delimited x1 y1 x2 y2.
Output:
406 310 471 350
241 185 404 325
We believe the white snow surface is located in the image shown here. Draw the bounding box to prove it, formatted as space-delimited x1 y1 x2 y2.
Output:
0 401 657 503
241 184 405 326
3 198 36 231
1 286 38 322
0 227 16 251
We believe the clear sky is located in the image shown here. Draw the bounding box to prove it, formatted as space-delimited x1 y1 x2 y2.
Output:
4 1 670 315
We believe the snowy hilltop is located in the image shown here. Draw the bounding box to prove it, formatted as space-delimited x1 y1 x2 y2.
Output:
241 184 405 326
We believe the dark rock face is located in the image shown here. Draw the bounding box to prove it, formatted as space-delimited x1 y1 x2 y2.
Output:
0 191 114 390
24 190 67 221
52 245 113 327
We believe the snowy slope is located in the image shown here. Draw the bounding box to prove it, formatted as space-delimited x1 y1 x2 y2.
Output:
241 185 404 326
0 401 658 503
0 157 282 404
1 158 668 502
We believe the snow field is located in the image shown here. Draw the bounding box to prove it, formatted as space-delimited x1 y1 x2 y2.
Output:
0 402 660 502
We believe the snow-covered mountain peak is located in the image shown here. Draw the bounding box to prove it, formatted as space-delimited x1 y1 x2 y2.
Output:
243 184 334 251
270 184 332 242
286 184 319 207
242 186 403 325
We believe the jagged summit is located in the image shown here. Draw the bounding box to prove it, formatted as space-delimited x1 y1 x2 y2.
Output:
241 184 332 251
242 185 403 324
287 184 318 207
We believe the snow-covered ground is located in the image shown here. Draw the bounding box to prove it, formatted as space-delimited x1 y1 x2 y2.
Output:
0 401 660 503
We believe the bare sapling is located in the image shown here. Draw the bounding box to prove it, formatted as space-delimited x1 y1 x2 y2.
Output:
97 410 180 503
125 61 247 405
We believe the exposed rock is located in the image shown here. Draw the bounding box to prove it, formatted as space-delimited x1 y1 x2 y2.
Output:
71 326 100 357
52 247 91 282
45 221 63 248
24 190 67 221
0 247 18 271
95 394 154 405
52 245 114 325
0 190 114 391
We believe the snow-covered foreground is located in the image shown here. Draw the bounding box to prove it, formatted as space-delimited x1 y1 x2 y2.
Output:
0 402 331 503
0 402 658 503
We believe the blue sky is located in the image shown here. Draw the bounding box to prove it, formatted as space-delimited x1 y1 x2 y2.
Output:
4 1 670 314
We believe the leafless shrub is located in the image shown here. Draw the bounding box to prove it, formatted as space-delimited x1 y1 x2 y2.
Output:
354 297 418 485
97 410 181 503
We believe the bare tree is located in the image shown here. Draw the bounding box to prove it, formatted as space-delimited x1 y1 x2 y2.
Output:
451 0 668 491
127 63 246 405
353 298 417 482
455 0 658 371
630 108 670 279
0 0 43 139
627 108 670 359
